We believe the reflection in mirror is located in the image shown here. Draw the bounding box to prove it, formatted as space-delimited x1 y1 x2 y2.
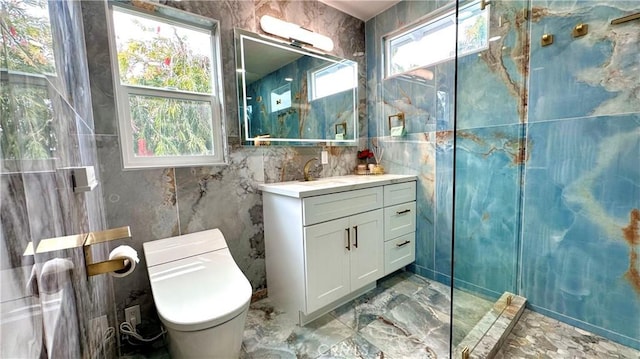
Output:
235 29 358 145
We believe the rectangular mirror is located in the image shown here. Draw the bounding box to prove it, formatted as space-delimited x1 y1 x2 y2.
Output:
235 29 358 146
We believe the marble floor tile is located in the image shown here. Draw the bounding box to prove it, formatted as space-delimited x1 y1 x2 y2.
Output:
330 286 411 331
127 271 639 359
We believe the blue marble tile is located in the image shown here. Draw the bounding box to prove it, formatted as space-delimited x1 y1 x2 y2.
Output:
455 0 529 129
456 54 521 129
452 124 523 296
435 131 454 276
528 1 640 122
435 62 455 132
521 113 640 349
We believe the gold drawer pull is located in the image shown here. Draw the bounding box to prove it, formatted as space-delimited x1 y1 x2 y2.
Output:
396 209 411 215
396 240 411 247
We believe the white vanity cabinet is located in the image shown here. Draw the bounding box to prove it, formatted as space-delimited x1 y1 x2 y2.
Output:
260 175 416 325
382 182 417 275
304 208 383 313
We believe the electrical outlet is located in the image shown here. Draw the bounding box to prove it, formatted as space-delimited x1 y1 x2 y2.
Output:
125 305 141 327
321 150 328 164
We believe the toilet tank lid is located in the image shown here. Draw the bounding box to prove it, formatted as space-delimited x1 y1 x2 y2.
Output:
143 229 227 267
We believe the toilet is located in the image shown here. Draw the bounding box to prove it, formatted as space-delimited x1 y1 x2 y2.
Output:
143 229 252 358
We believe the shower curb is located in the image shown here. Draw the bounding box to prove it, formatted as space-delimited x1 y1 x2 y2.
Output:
454 292 527 359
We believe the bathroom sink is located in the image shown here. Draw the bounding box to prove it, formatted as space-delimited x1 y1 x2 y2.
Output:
259 174 418 198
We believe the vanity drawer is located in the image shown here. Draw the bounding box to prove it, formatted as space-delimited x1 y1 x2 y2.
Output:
384 233 415 275
384 181 416 207
303 187 383 226
384 201 416 240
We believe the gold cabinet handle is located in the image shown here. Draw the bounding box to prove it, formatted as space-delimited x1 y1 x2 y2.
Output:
345 228 350 251
353 226 358 248
396 240 411 247
396 209 411 215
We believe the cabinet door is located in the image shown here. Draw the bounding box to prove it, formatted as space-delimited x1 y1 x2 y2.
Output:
349 209 384 291
304 217 351 313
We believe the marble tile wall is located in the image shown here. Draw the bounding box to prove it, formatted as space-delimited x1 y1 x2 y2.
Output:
521 1 640 349
1 1 115 358
366 0 639 351
80 0 366 329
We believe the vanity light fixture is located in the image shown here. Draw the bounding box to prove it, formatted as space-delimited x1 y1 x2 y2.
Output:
260 15 334 52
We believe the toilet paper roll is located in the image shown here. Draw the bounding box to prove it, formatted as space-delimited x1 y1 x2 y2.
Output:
108 245 139 277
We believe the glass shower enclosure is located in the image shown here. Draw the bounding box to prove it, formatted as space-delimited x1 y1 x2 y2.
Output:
1 1 116 357
450 0 640 356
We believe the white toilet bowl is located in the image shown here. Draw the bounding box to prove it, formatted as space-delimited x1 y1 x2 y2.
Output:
143 229 252 358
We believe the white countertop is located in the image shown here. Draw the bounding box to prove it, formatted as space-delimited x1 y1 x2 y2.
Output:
258 174 417 198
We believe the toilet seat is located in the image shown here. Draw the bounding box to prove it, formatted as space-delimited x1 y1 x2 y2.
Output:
144 230 252 332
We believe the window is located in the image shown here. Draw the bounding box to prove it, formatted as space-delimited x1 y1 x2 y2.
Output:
1 0 57 167
107 4 225 168
385 1 488 77
309 62 357 101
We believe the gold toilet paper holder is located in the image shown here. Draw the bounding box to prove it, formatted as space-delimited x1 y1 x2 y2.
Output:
84 227 132 277
24 226 133 277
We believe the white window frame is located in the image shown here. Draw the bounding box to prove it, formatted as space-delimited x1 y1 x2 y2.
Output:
384 0 488 79
308 62 357 101
106 2 226 169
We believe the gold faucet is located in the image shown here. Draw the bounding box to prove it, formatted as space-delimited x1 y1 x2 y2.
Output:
303 158 318 181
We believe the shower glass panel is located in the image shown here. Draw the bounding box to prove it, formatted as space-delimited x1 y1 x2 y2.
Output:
450 0 529 355
1 1 114 357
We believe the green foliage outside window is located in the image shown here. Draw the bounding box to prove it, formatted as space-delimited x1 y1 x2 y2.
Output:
0 0 55 161
113 9 217 158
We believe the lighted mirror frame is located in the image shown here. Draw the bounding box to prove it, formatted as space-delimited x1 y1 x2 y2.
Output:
235 29 358 146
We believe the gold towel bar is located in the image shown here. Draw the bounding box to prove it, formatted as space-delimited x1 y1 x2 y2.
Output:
611 12 640 25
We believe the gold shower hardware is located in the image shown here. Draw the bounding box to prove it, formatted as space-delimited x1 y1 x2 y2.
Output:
387 112 405 130
541 34 554 47
461 346 470 359
611 12 640 25
84 226 132 277
572 23 588 37
334 122 347 136
506 294 513 306
480 0 490 11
